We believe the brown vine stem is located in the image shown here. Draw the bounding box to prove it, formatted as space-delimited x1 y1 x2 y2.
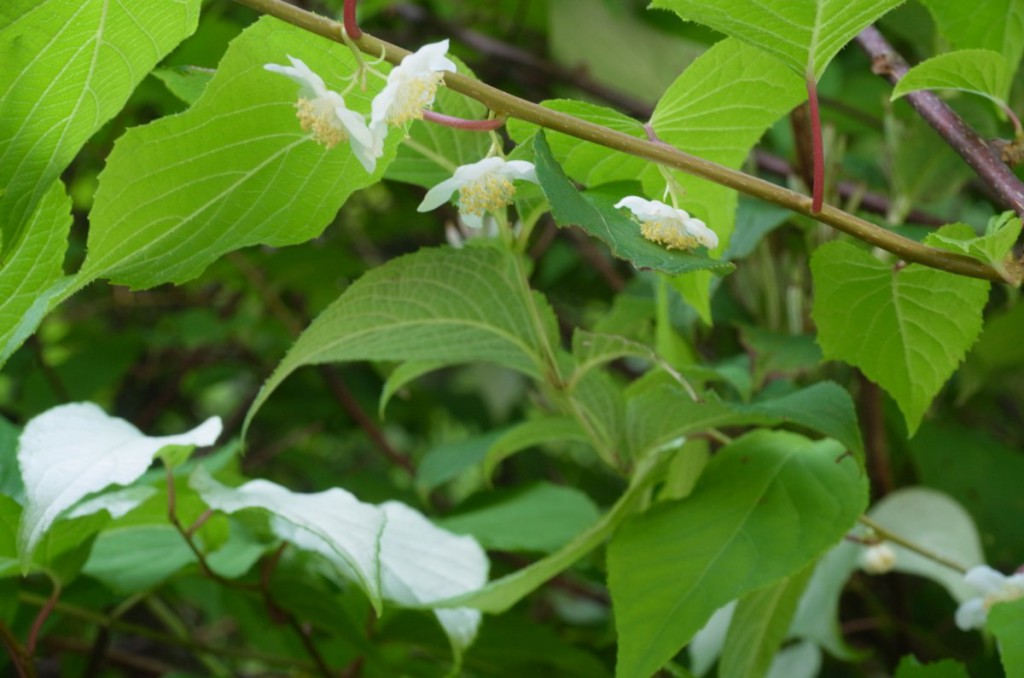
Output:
856 25 1024 221
232 0 1009 284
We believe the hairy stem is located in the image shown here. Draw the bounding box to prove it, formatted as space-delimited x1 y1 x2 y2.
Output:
232 0 1007 283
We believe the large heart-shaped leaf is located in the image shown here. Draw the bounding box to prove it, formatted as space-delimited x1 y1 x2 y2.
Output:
811 241 989 434
651 0 905 80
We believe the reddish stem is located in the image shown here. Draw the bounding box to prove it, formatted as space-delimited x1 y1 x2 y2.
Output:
422 110 504 130
806 75 824 213
27 580 62 655
343 0 362 39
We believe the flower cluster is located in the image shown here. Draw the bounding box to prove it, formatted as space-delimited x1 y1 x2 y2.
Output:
265 40 455 174
265 43 719 243
614 196 718 251
955 565 1024 631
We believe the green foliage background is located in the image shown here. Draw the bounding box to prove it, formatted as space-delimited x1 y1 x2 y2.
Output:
2 0 1024 676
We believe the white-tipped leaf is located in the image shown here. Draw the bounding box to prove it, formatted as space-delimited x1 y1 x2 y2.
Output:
17 402 221 567
190 468 488 651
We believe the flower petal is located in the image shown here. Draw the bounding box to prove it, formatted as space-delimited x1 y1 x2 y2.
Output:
401 39 457 75
965 565 1009 594
418 177 463 212
499 160 538 183
955 598 987 630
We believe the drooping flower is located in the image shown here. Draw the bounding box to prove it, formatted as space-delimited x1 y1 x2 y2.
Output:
955 565 1024 630
264 56 379 172
418 157 538 228
860 542 897 575
614 196 719 250
371 39 457 137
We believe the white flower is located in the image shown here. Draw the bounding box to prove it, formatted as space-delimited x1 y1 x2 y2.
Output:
264 56 379 172
418 157 538 228
955 565 1024 630
614 196 719 250
371 40 456 139
860 542 897 575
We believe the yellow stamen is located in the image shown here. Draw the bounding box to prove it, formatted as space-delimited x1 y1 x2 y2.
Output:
388 73 445 125
296 98 346 149
458 174 516 215
640 219 699 251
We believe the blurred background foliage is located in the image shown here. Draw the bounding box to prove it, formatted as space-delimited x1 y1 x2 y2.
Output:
3 0 1023 675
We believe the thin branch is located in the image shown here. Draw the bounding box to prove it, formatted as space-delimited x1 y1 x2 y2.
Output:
858 515 967 574
0 619 32 678
231 0 1008 283
856 25 1024 220
26 578 62 655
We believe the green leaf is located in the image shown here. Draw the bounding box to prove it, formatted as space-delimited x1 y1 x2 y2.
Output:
627 381 863 460
437 482 601 553
648 38 804 321
895 656 971 678
385 58 491 189
379 361 444 418
989 598 1024 678
0 180 71 368
608 431 867 678
811 241 989 435
79 17 399 290
565 369 628 467
651 0 905 80
719 564 814 678
0 0 200 252
571 330 661 383
151 65 215 106
893 49 1012 106
925 214 1022 282
533 133 734 276
918 0 1024 75
84 525 196 593
741 382 864 460
419 431 507 492
481 417 589 482
435 452 670 613
245 247 560 433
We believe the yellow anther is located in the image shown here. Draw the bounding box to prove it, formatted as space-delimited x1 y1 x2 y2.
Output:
640 219 699 251
296 98 346 149
457 174 516 216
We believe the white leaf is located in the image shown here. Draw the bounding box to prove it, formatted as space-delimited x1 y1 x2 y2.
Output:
17 402 221 567
868 487 985 602
191 469 386 608
380 501 488 652
190 468 488 652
